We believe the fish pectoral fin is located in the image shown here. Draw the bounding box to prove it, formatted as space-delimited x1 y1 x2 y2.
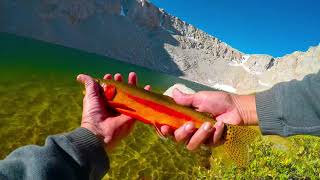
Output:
153 123 167 140
108 102 136 112
104 84 117 101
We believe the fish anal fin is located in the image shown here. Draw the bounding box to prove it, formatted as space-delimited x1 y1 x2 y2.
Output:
153 123 167 140
223 125 260 167
116 108 153 125
117 108 167 140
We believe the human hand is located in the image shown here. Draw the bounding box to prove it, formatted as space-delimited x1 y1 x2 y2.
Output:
160 89 257 150
77 72 151 151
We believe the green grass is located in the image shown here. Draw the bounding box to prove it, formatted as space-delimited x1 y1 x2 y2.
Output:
195 136 320 179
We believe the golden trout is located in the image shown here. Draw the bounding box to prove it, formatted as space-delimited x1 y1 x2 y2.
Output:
98 78 259 166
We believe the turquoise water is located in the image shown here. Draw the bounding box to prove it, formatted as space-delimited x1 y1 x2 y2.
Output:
0 33 213 179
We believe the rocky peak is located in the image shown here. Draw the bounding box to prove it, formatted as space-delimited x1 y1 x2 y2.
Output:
1 0 319 94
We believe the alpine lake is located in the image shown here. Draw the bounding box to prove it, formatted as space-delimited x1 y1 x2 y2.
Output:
1 33 320 179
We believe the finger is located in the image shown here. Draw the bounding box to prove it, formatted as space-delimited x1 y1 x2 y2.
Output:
174 122 195 143
144 85 151 91
160 125 173 136
103 74 112 80
115 115 136 135
103 114 132 129
77 74 100 97
118 115 136 133
212 121 225 147
125 118 136 132
186 122 213 151
103 115 136 151
128 72 137 86
172 88 195 106
114 73 123 82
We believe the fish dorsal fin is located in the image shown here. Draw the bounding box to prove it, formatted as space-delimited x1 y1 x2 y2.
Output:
201 112 214 118
223 125 260 167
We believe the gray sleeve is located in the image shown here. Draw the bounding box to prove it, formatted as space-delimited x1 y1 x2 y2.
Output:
0 128 109 180
256 71 320 136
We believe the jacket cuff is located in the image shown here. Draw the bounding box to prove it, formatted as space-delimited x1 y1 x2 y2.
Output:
256 87 285 136
65 128 109 179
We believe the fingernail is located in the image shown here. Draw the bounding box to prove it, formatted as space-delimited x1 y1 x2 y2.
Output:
184 123 194 132
203 122 212 131
77 74 83 81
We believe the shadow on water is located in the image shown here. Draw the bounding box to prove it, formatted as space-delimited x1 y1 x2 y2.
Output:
0 0 185 76
0 33 211 92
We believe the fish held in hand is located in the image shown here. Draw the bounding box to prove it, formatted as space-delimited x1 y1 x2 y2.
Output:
97 78 260 167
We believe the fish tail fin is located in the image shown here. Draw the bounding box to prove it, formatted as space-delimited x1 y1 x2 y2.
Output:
223 125 260 167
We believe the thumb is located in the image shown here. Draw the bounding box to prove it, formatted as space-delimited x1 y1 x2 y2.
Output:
215 109 242 125
77 74 100 98
172 88 195 106
113 114 134 128
103 114 133 129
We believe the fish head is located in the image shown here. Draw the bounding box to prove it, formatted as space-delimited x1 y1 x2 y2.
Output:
98 79 136 113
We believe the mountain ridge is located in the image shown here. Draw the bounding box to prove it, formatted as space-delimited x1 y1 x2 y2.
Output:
1 0 319 93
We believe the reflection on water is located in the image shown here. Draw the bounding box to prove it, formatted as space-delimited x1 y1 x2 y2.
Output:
1 33 320 179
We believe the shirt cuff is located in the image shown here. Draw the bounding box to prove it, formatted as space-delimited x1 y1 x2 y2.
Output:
256 87 285 136
64 127 109 179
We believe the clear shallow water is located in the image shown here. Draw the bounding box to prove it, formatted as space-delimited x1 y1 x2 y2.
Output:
1 33 320 179
0 33 213 179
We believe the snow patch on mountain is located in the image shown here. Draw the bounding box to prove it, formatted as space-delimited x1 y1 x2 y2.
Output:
229 55 263 75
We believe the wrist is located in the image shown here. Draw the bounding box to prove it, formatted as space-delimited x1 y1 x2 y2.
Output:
81 123 105 143
230 94 258 125
64 128 109 178
81 123 114 151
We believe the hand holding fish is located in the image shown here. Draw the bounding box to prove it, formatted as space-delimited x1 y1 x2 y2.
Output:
160 89 258 150
77 72 151 151
96 73 259 166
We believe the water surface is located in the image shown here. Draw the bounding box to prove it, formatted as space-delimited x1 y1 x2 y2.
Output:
0 33 213 179
1 33 320 179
